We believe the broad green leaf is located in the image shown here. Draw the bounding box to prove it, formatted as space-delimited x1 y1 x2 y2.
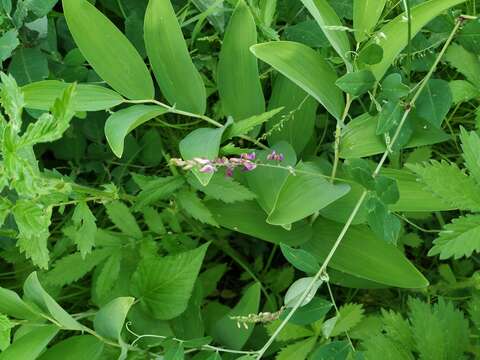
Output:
0 29 19 62
62 0 154 99
366 196 401 244
276 337 317 360
311 341 351 359
164 342 184 360
265 320 314 341
179 126 227 186
131 244 209 319
38 335 104 360
0 287 38 320
0 325 58 360
64 201 97 257
24 272 85 331
449 80 480 104
0 314 12 351
94 297 135 341
206 353 222 360
323 303 364 338
376 101 403 135
176 190 218 226
22 81 124 112
375 176 400 205
218 0 265 121
212 283 260 349
300 0 351 65
283 20 329 48
105 201 142 238
267 162 350 225
380 73 410 102
267 75 318 154
340 113 450 159
460 128 480 185
353 0 386 43
144 0 206 114
413 79 452 128
429 215 480 259
344 158 375 190
206 200 312 246
457 20 480 53
358 43 384 65
444 43 480 87
8 46 48 85
365 0 467 80
335 69 376 96
105 105 167 158
303 219 429 288
281 297 332 325
407 161 480 211
280 243 320 274
284 277 323 308
251 41 344 120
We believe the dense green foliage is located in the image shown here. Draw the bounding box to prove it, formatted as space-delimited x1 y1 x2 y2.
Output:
0 0 479 359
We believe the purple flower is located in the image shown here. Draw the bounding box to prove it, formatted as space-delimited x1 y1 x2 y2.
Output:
193 157 211 165
241 152 256 161
199 164 216 173
226 167 234 177
267 150 285 162
243 161 257 172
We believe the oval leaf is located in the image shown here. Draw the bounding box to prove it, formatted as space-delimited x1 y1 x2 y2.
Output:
251 41 345 120
38 335 104 360
353 0 387 43
62 0 154 99
284 277 323 308
94 297 135 341
144 0 206 114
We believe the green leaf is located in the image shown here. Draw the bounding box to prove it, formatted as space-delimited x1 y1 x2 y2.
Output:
358 43 384 65
206 200 312 246
283 20 329 48
62 0 154 99
44 249 110 287
460 128 480 185
206 353 222 360
353 0 386 43
303 219 429 288
164 342 184 360
267 162 350 225
284 277 323 308
22 80 124 112
0 287 38 320
211 283 260 350
323 303 364 338
0 29 19 62
144 0 206 114
380 73 410 101
265 320 314 341
187 172 256 204
143 207 166 235
429 215 480 259
13 201 51 269
131 243 209 319
335 69 376 96
251 41 345 120
223 108 282 140
0 325 58 360
407 160 480 211
218 0 265 121
176 190 218 227
0 314 12 351
8 46 48 85
413 79 452 128
281 297 332 325
94 297 135 341
365 0 466 80
300 0 351 65
38 336 103 360
105 105 167 158
344 158 375 190
366 196 401 244
444 43 480 87
375 176 400 205
105 201 142 238
94 250 122 303
133 175 186 211
267 75 318 154
180 126 227 186
376 101 403 135
0 71 24 129
63 201 97 257
276 337 317 360
310 341 351 360
449 80 480 104
280 243 320 274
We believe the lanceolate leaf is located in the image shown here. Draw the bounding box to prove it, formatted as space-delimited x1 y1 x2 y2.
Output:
353 0 387 43
300 0 351 66
37 335 104 360
105 105 167 158
144 0 206 114
251 41 345 120
217 0 265 121
365 0 467 80
0 325 58 360
62 0 154 100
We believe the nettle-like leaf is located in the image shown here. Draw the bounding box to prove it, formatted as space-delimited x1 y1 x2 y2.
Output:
275 337 317 360
0 72 24 131
176 190 218 227
407 161 480 211
0 315 13 351
460 128 480 185
322 303 364 338
429 214 480 259
63 201 97 257
105 201 142 239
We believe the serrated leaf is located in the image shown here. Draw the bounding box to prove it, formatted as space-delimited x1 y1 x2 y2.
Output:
276 337 317 360
407 161 480 211
0 29 19 62
64 201 97 257
0 72 24 130
94 250 122 303
131 243 209 320
133 175 185 211
460 128 480 185
223 108 282 140
323 303 364 338
176 190 218 227
142 207 166 235
0 315 12 351
444 43 480 87
375 176 399 205
105 201 142 239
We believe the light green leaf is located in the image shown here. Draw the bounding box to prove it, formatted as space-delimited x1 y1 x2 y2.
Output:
212 283 260 350
444 43 480 87
0 314 12 351
223 108 282 140
94 250 122 303
251 41 344 120
105 201 142 238
94 297 135 341
358 43 384 65
267 162 350 225
0 325 58 360
22 80 124 112
133 175 186 211
62 0 154 99
280 243 320 274
144 0 206 114
24 272 85 331
276 337 317 360
365 0 467 80
105 105 167 158
218 0 265 121
460 127 480 185
449 80 480 104
336 69 376 96
131 244 209 319
353 0 386 43
323 303 364 338
300 0 351 65
281 297 332 325
265 320 314 341
0 287 38 320
63 201 97 257
366 196 401 244
284 277 322 308
0 29 19 62
0 72 24 128
176 190 218 226
164 342 185 360
37 335 104 360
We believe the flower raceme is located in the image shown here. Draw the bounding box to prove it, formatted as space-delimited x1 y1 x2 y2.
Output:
170 151 285 177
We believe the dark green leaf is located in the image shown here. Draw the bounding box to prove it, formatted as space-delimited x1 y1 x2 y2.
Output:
335 69 376 96
280 243 320 274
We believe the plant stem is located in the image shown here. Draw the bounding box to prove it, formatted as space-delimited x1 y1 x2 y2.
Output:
255 16 465 360
330 94 352 183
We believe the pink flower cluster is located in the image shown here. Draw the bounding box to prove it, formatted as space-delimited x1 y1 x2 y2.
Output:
170 151 284 177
